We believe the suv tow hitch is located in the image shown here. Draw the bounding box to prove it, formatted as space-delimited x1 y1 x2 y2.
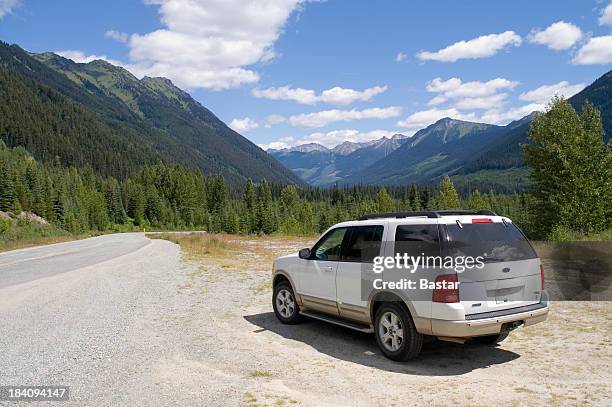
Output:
501 320 524 332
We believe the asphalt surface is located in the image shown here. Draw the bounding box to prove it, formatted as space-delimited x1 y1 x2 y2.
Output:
0 233 151 289
0 233 197 406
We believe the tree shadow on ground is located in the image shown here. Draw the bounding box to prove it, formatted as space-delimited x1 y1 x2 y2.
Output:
244 312 520 376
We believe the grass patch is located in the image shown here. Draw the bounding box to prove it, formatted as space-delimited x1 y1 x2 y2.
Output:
148 232 238 260
0 217 88 253
148 232 315 271
249 370 273 378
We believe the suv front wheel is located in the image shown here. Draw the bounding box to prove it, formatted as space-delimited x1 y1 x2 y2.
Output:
272 282 303 324
374 302 423 361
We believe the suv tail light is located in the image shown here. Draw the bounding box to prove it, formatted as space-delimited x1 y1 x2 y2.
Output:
540 264 545 289
432 274 459 303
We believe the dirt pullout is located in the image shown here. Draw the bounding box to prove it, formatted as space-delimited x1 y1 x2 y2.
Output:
2 234 608 406
161 234 611 407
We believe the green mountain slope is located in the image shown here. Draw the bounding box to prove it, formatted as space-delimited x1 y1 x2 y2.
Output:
269 134 409 185
345 118 505 185
0 42 302 185
344 69 611 189
461 71 611 175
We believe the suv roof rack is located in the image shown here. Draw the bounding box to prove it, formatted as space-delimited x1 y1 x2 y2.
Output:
358 210 497 220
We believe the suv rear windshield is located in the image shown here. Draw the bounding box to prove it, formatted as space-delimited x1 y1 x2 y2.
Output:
444 222 537 262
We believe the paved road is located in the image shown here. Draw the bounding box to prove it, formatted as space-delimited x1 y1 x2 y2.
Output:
0 233 199 406
0 233 151 289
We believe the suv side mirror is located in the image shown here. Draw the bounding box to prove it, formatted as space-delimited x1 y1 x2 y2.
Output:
298 248 311 259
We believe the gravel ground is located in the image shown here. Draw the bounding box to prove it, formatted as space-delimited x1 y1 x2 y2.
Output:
0 234 610 406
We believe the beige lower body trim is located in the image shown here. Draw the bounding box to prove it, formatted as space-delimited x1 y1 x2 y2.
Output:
300 295 339 316
431 306 549 337
338 303 370 324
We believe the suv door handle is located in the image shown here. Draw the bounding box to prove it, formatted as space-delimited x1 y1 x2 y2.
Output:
324 266 334 272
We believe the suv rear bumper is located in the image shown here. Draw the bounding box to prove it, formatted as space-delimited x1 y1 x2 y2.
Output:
431 300 549 338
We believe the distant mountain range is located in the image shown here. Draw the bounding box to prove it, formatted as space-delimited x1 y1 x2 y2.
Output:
271 70 611 191
268 134 409 185
0 42 303 185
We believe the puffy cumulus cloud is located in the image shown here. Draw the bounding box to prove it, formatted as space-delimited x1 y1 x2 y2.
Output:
258 136 295 150
124 0 310 90
572 35 612 65
396 108 477 130
0 0 18 18
298 129 400 148
105 30 129 43
519 81 585 104
425 77 518 110
320 86 387 105
395 52 407 62
480 103 544 125
55 50 123 66
454 93 508 110
253 86 317 104
264 114 286 128
528 21 582 50
252 85 387 105
417 31 521 62
229 117 259 133
600 3 612 26
427 77 518 99
288 106 402 128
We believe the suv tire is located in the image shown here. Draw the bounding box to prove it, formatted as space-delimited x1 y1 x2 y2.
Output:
474 331 509 345
273 282 303 324
374 302 423 361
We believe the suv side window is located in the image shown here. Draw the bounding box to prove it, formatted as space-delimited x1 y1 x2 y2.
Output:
394 224 441 257
312 228 347 261
342 225 384 263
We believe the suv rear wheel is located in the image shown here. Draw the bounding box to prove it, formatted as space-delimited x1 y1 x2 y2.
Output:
374 302 423 361
272 282 303 324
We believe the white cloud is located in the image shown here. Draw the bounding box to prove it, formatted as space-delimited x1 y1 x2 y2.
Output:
258 136 295 150
105 30 129 43
253 86 318 104
599 3 612 26
397 108 477 129
288 106 402 128
427 77 518 99
528 21 582 50
425 77 518 110
572 35 612 65
229 117 259 133
298 129 400 148
480 103 544 124
519 81 585 103
252 85 387 105
395 52 407 62
454 94 508 110
119 0 311 90
264 114 286 128
417 31 521 62
427 95 447 106
0 0 18 18
320 86 387 105
55 50 123 66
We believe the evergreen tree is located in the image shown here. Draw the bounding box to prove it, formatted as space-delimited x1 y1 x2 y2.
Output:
523 98 612 237
466 190 488 210
436 176 459 209
376 187 395 212
0 161 15 212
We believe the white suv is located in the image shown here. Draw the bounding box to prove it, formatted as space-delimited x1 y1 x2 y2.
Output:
272 210 549 361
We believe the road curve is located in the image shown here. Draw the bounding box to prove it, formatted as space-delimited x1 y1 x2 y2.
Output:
0 233 200 406
0 233 151 289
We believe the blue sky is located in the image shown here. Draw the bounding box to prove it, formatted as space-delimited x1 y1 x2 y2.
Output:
1 0 611 149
